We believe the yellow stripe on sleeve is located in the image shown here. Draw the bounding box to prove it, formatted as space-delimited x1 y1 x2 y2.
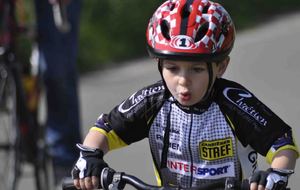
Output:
266 131 299 164
90 127 128 151
266 144 299 164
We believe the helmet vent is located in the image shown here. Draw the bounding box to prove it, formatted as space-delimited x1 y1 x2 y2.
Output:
195 22 209 42
161 20 171 40
169 3 175 11
181 4 191 18
202 5 209 14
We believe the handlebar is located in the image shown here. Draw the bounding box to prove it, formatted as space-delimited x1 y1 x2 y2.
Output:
62 167 251 190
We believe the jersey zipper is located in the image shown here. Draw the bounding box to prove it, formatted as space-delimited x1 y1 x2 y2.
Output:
188 113 194 187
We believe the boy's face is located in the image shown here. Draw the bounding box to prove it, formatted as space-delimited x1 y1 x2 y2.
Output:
162 59 228 106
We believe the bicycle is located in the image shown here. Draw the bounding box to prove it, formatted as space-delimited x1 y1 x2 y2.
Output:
62 167 293 190
0 0 68 189
61 167 251 190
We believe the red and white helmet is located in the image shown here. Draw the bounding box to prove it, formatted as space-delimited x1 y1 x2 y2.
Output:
146 0 235 62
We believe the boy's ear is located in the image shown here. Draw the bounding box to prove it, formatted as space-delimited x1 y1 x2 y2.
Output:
216 56 230 78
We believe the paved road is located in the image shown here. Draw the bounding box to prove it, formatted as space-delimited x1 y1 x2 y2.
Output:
20 12 300 189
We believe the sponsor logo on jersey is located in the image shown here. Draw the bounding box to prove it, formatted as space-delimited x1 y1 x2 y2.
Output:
156 133 182 154
167 158 235 179
199 138 233 160
118 85 164 113
223 87 267 127
248 151 258 173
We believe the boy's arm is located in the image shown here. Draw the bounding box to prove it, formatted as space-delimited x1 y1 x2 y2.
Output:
271 149 297 169
83 129 109 154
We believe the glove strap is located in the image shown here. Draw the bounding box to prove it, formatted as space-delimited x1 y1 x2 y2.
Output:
76 143 105 158
268 168 294 177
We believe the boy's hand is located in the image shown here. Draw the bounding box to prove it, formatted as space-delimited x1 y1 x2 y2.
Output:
250 168 294 190
71 144 108 190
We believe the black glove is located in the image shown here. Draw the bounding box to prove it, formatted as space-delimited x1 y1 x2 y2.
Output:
250 168 294 190
71 143 108 181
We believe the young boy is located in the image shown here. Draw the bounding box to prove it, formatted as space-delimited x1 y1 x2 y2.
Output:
72 0 298 189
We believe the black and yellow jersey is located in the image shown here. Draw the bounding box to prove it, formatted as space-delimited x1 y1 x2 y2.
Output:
91 78 299 188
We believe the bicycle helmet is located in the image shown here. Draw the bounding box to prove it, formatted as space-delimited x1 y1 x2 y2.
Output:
146 0 235 62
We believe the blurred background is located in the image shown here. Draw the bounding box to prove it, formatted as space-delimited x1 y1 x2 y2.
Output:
77 0 300 72
18 0 300 73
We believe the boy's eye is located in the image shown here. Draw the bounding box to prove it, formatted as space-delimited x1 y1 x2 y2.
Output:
193 67 206 72
165 66 178 72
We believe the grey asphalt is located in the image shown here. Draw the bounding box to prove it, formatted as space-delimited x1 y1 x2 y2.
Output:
20 12 300 189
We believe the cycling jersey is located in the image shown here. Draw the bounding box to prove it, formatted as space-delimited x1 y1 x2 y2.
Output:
92 78 298 188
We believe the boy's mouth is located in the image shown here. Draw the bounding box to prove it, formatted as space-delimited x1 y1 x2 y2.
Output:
179 92 191 101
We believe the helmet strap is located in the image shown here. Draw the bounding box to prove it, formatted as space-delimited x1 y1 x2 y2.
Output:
158 59 171 98
200 62 214 102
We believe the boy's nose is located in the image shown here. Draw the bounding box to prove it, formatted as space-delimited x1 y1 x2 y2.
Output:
178 72 190 86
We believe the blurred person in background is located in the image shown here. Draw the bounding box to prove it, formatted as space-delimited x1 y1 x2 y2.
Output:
34 0 82 184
